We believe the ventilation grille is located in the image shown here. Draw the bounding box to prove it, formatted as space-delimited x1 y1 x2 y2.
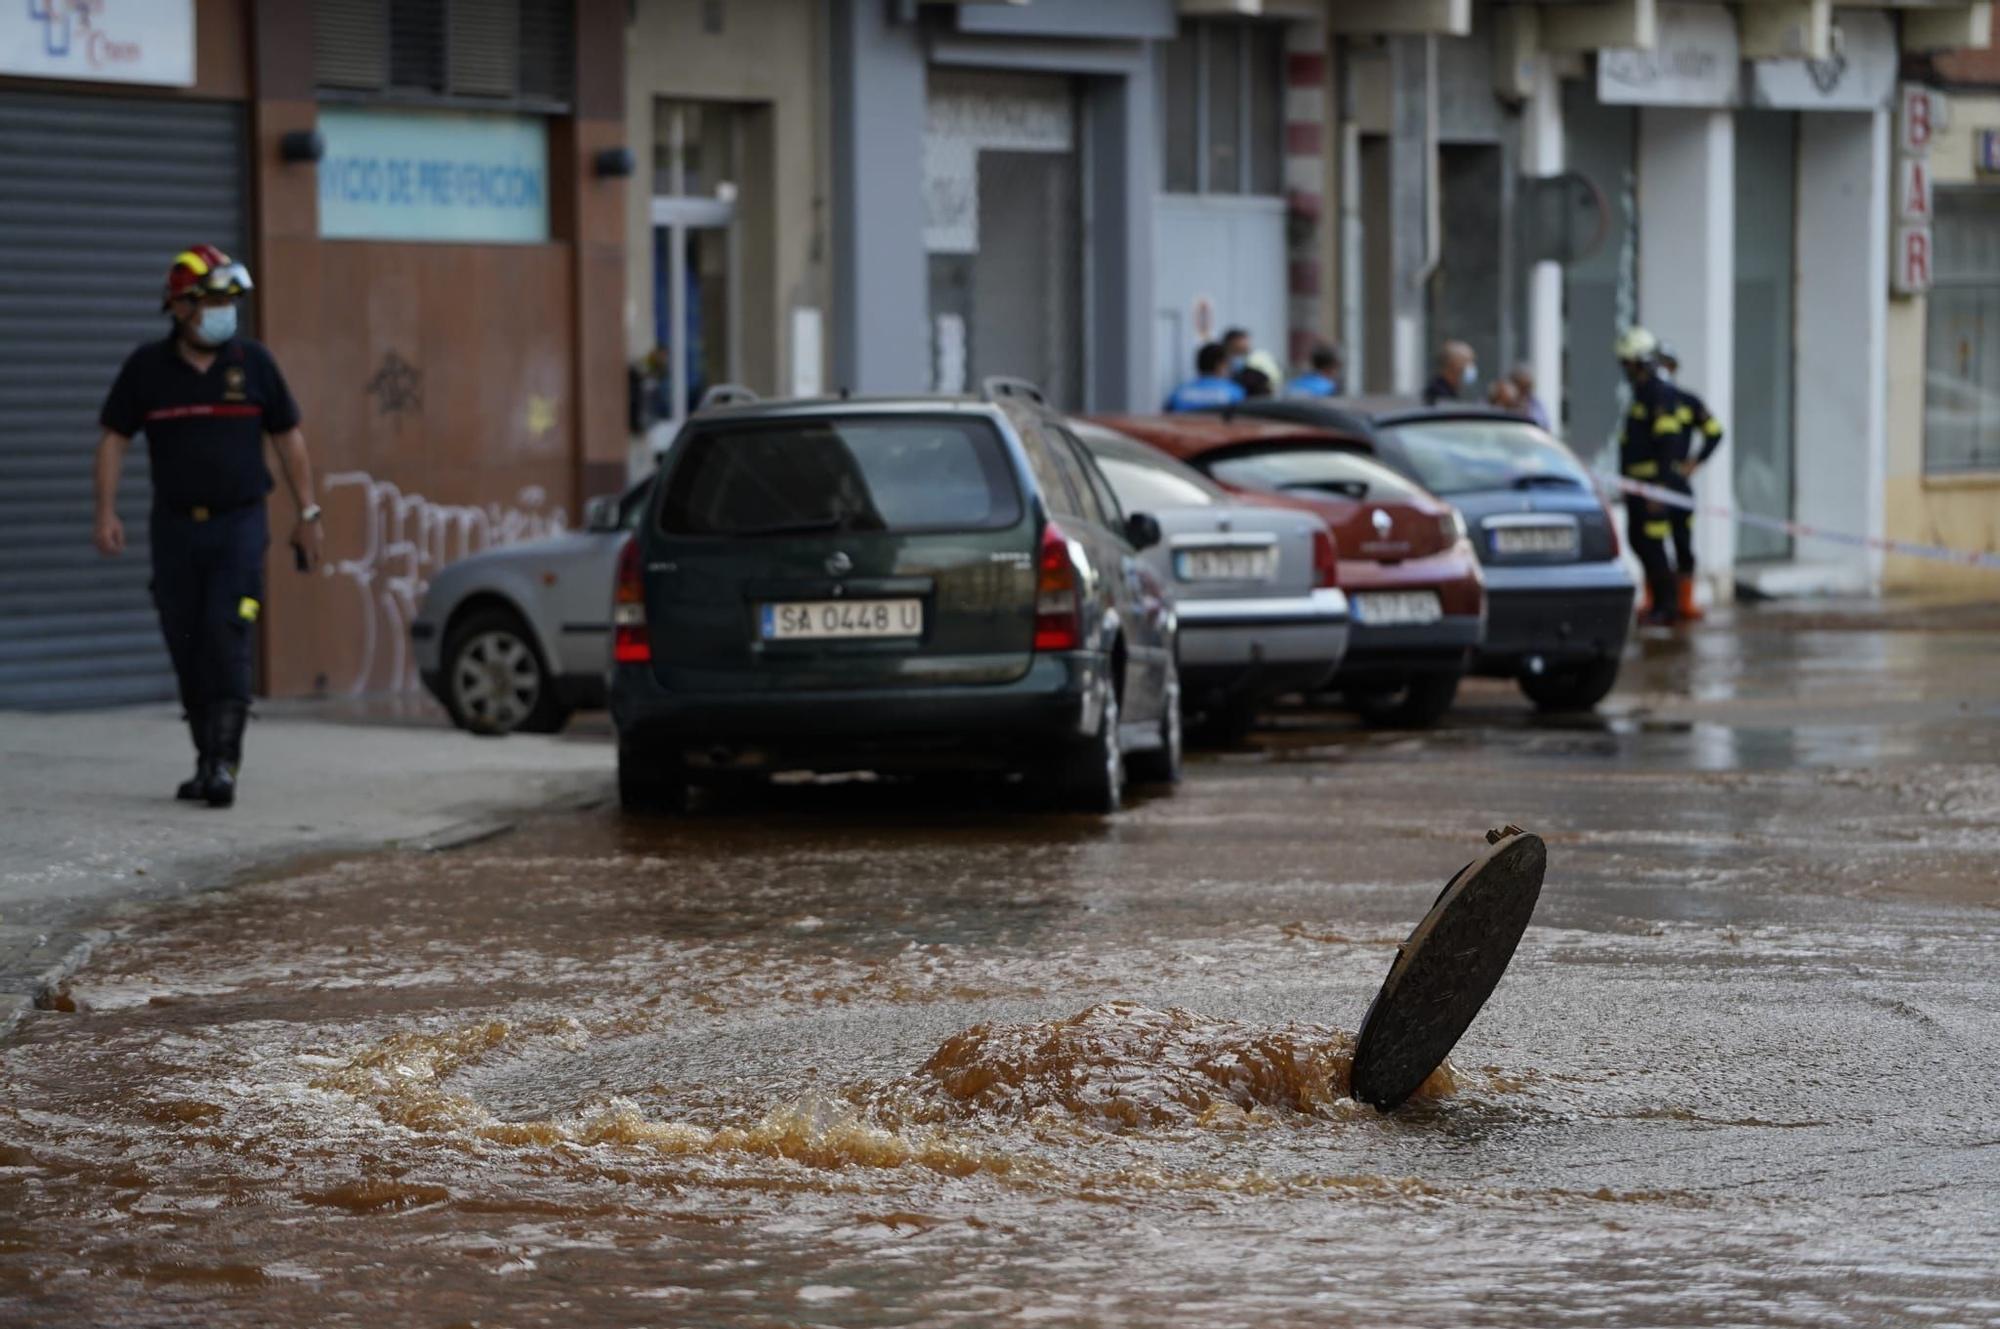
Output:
313 0 571 109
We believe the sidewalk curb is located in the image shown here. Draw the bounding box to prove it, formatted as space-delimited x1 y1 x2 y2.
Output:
0 774 610 1040
0 927 111 1039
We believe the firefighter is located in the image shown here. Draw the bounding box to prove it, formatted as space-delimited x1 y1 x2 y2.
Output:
92 246 321 808
1614 326 1683 626
1655 342 1726 622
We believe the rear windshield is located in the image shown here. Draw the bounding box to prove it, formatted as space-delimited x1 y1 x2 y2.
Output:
1071 427 1227 510
1203 446 1426 503
658 416 1024 536
1379 419 1591 496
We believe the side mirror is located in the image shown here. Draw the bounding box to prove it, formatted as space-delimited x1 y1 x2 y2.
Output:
1124 511 1162 551
583 495 621 533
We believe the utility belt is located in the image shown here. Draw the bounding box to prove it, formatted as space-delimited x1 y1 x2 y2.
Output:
156 496 263 523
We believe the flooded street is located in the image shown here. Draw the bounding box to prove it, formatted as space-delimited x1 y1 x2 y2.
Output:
4 617 2000 1327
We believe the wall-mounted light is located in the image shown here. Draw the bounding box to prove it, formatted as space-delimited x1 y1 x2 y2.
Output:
279 130 325 164
594 147 637 179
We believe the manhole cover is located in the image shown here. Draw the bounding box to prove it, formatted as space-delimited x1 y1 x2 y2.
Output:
1350 827 1546 1112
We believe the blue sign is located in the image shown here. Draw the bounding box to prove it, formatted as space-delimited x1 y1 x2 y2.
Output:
318 107 550 244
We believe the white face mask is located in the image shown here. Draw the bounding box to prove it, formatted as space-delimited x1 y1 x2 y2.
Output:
192 304 237 346
1462 363 1479 388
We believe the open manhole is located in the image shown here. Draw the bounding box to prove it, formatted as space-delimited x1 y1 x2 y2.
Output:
1350 826 1546 1112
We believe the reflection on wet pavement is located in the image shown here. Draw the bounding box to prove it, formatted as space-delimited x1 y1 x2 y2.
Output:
3 616 1999 1326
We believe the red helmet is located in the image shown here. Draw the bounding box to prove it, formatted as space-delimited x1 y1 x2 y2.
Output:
161 245 253 311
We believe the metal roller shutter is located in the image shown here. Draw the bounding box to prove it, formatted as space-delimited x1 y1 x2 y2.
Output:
0 89 248 709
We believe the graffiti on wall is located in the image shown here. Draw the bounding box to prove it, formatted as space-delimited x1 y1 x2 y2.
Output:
321 471 568 695
365 350 424 416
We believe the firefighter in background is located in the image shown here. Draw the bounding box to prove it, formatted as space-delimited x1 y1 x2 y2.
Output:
92 246 322 808
1654 342 1726 622
1614 327 1684 626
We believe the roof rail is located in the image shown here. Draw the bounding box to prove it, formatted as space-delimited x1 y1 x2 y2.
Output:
981 376 1047 407
695 384 761 412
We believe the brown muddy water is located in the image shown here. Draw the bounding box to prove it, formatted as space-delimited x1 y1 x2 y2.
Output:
4 623 2000 1327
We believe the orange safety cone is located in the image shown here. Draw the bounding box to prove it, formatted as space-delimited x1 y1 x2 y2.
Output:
1677 575 1705 623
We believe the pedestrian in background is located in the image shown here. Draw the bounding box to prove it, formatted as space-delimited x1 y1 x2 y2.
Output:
1164 341 1247 412
1290 343 1342 398
1509 363 1550 431
1243 349 1284 398
1614 326 1683 627
1423 340 1477 405
1654 343 1726 623
1487 377 1525 414
1219 327 1253 386
93 246 322 808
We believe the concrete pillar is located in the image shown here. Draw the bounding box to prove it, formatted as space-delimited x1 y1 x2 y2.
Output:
1638 106 1736 598
1388 35 1434 395
829 0 927 395
1522 55 1564 434
1793 110 1890 592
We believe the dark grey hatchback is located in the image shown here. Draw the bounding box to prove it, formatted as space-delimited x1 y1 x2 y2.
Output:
609 387 1180 814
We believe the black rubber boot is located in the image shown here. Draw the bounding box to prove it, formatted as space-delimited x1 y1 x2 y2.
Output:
202 700 248 809
176 705 212 801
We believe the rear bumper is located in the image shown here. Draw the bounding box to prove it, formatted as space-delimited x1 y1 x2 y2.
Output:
1175 588 1350 704
1474 564 1635 673
1335 612 1484 684
610 652 1107 769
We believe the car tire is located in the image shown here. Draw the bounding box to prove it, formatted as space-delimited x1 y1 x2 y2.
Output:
1519 657 1622 713
618 738 689 814
442 608 570 736
1350 671 1462 728
1055 681 1124 814
1126 652 1183 787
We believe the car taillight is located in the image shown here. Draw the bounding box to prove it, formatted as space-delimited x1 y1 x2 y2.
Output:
1311 527 1339 589
1034 522 1083 652
612 535 650 664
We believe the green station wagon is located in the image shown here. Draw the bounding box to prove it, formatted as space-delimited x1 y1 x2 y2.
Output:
608 384 1181 814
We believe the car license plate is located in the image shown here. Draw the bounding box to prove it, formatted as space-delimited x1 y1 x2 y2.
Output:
1353 591 1444 626
1176 545 1276 582
1491 523 1579 557
760 599 923 641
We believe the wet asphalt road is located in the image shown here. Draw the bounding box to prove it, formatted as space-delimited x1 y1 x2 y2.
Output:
3 611 1999 1327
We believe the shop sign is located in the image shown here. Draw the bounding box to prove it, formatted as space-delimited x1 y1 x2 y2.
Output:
1749 10 1896 112
1901 85 1942 156
1598 4 1741 108
319 108 550 245
1893 84 1941 297
2 0 194 87
1898 157 1933 223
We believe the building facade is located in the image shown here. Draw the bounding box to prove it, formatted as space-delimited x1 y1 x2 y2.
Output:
1326 0 1993 603
0 0 628 706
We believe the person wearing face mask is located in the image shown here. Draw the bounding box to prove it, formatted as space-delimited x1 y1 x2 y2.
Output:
92 245 321 808
1423 340 1477 406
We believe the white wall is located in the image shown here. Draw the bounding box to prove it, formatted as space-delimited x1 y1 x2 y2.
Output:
1638 106 1737 593
1793 110 1890 592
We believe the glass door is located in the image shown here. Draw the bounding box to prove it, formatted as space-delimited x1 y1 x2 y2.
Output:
649 101 743 444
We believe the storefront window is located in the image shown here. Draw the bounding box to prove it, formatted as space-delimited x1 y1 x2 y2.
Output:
1158 19 1283 197
1926 190 2000 473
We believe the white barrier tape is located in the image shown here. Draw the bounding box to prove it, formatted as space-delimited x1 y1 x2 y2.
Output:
1600 475 2000 573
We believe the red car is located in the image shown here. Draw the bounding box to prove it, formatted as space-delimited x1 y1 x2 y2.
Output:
1094 414 1485 725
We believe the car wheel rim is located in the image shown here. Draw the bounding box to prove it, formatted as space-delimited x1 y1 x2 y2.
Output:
454 630 540 728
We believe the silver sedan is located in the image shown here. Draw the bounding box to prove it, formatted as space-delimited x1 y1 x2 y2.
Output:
1067 420 1350 744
